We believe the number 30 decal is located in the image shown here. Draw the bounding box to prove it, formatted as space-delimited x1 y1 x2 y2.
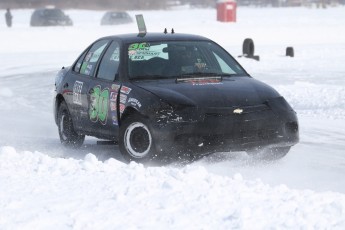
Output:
89 86 109 125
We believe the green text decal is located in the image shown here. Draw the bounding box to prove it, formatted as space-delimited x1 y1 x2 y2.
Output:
128 43 150 51
89 86 109 125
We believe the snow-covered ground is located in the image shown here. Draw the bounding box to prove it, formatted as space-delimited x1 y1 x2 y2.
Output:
1 6 345 229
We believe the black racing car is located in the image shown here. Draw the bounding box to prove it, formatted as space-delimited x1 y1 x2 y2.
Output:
53 32 299 164
101 11 133 25
30 8 73 27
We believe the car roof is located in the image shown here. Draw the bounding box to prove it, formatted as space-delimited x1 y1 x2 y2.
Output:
99 33 211 44
106 11 129 14
34 8 63 12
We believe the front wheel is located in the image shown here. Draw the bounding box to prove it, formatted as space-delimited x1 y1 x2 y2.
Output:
246 146 291 161
57 101 85 148
119 114 158 163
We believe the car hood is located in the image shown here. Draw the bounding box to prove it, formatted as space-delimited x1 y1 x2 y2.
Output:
133 76 281 108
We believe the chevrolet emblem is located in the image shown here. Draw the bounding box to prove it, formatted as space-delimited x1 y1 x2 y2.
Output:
233 108 243 114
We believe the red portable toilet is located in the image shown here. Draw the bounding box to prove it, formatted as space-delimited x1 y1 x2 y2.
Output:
217 0 237 22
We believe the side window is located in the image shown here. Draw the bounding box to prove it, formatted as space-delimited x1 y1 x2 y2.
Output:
80 40 109 76
73 50 87 73
97 41 120 81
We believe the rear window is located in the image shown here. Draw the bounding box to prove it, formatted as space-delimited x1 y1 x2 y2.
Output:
44 9 63 16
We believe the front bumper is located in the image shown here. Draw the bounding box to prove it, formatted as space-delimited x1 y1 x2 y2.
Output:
151 97 299 153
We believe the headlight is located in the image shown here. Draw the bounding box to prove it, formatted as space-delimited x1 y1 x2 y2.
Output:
267 96 294 112
155 101 199 124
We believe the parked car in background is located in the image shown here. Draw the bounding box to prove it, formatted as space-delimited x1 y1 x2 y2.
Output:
30 8 73 26
101 11 133 25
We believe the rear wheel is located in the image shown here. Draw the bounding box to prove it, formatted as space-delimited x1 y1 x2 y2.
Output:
57 101 85 148
119 114 158 163
246 146 290 161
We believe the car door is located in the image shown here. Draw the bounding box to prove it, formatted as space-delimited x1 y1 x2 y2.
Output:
86 40 121 139
65 48 91 132
70 39 111 134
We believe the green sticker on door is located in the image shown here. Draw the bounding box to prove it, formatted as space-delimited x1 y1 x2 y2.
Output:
89 86 109 125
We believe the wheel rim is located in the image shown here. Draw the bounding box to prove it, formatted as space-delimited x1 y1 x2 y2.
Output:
124 122 152 158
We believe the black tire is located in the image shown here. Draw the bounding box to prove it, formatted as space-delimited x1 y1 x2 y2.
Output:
246 146 291 161
286 47 294 57
119 114 158 163
57 101 85 148
242 38 255 57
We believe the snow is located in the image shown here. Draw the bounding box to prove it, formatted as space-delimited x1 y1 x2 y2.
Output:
2 147 345 229
1 6 345 229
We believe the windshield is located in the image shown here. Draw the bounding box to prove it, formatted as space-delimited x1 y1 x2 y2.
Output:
110 12 129 18
127 40 247 80
43 9 65 17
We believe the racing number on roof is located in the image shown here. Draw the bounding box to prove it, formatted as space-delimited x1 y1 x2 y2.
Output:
89 86 109 125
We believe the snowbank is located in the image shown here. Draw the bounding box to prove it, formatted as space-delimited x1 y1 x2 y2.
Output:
1 146 345 229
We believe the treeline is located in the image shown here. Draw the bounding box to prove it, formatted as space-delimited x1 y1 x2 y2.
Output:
0 0 216 10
